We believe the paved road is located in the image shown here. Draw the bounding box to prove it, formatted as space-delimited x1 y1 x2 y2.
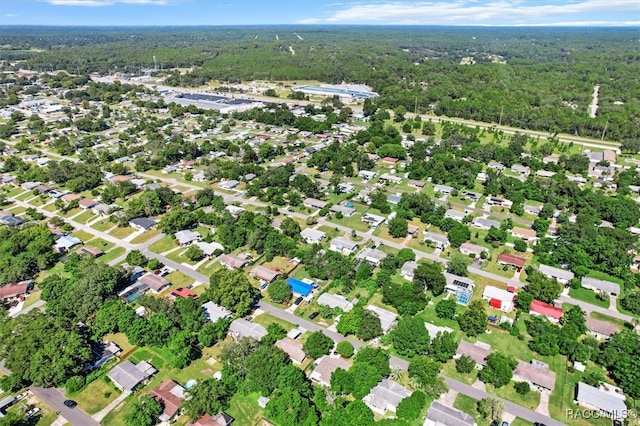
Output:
29 386 99 426
446 379 566 426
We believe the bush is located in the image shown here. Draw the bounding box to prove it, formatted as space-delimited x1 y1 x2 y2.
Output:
514 381 530 395
455 355 476 374
514 239 527 252
65 375 86 393
336 340 354 358
435 298 457 319
147 258 162 270
396 390 427 420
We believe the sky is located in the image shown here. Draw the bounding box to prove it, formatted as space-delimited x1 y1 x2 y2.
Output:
1 0 639 27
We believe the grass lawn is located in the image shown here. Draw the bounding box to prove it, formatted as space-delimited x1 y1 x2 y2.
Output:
42 203 59 212
453 394 492 426
5 187 26 197
29 196 47 206
14 190 33 201
97 247 125 264
407 237 436 253
326 213 371 233
109 226 136 239
226 392 264 426
74 210 96 224
511 419 533 426
92 219 115 232
568 287 609 308
87 238 115 252
317 225 341 241
253 312 296 331
5 205 26 215
374 225 407 243
34 402 58 426
196 259 222 277
103 332 135 353
482 256 516 279
72 377 121 414
71 230 95 242
130 228 162 244
149 235 177 254
23 291 42 309
61 208 82 218
441 360 477 385
166 270 195 287
165 249 199 266
586 270 624 285
487 382 540 410
100 393 136 426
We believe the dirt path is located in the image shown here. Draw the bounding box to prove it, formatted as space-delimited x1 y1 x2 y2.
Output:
589 84 600 118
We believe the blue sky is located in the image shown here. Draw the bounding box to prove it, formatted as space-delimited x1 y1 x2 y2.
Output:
2 0 639 26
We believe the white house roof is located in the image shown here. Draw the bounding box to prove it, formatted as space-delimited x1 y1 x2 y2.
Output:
359 248 387 262
581 277 619 295
317 293 354 312
202 301 232 323
482 286 515 304
195 241 224 256
107 360 156 391
300 228 326 241
175 229 201 245
364 379 411 413
330 237 358 252
229 318 268 340
576 382 627 417
424 401 476 426
366 305 397 333
538 264 575 281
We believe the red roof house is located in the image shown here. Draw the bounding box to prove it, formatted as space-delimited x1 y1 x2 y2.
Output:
149 379 185 421
0 281 32 300
497 253 527 270
170 287 198 300
529 300 563 323
382 157 399 164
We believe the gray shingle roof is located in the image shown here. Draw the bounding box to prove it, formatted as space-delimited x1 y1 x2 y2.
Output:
576 382 627 416
425 401 476 426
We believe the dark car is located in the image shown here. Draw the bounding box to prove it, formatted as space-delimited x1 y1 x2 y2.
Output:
294 296 303 305
613 421 623 426
63 400 77 408
309 312 319 319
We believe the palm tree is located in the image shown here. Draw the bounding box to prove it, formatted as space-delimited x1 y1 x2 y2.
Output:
389 366 405 382
408 376 422 391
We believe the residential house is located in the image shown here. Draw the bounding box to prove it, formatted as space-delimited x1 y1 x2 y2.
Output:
170 287 198 300
424 322 454 338
54 235 83 253
363 379 411 415
433 184 453 195
149 379 185 422
472 217 500 230
444 209 466 222
482 286 516 312
316 293 354 312
303 198 328 210
107 360 157 391
77 245 104 258
92 203 112 216
408 180 425 189
139 274 171 294
195 241 224 257
459 242 487 258
358 189 373 204
538 264 574 285
219 254 249 270
329 204 356 217
382 157 399 165
407 224 420 238
78 198 98 210
424 401 476 426
543 155 560 165
586 317 620 340
581 276 620 296
444 273 475 294
462 191 482 203
175 230 202 246
359 170 377 181
337 183 355 193
485 197 513 209
361 213 385 228
511 227 538 242
218 180 239 190
455 340 491 367
186 413 234 426
497 253 526 271
513 360 556 392
423 231 450 249
400 261 418 281
576 382 627 420
523 205 541 216
202 301 232 323
225 205 245 217
511 164 531 177
275 337 306 365
536 170 556 178
229 318 268 341
61 193 83 204
310 356 351 387
300 228 326 244
379 173 402 185
0 280 33 300
358 248 387 267
329 237 359 255
89 341 121 370
249 265 281 283
487 161 506 171
366 305 397 334
387 194 402 205
529 300 563 323
129 217 157 231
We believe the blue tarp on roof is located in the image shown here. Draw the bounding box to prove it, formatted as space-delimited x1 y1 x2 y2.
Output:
287 278 314 297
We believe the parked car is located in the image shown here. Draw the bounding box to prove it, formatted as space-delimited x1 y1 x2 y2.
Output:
309 312 319 319
15 391 28 401
294 296 303 305
63 400 77 408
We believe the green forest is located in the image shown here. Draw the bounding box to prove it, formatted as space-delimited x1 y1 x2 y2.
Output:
1 25 639 141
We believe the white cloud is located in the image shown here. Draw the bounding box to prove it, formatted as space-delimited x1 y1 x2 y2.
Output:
299 0 639 26
45 0 170 6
